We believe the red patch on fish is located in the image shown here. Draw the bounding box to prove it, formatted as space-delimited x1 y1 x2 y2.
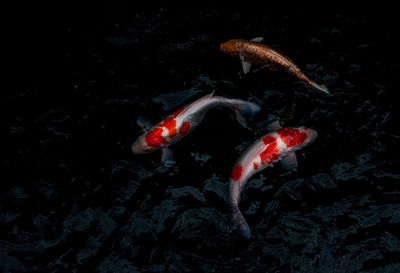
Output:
159 116 177 138
159 116 172 127
253 162 258 170
277 128 307 148
145 128 167 147
179 122 190 135
263 135 275 145
260 135 279 165
165 119 177 137
231 164 243 181
144 108 187 147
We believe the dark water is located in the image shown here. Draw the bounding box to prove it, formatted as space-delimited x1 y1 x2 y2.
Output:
4 7 400 272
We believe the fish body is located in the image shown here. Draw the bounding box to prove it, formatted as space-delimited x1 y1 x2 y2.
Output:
229 125 318 238
220 38 329 93
132 92 260 163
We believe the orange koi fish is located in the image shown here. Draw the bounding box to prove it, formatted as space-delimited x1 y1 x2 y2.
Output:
220 37 329 93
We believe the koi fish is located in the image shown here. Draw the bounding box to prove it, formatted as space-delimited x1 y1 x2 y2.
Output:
229 121 318 238
132 91 260 165
220 37 329 94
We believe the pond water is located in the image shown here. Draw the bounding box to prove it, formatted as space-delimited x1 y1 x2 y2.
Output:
3 7 400 272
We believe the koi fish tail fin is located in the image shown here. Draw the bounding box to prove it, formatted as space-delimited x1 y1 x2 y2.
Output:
308 80 330 94
231 205 252 239
229 100 261 128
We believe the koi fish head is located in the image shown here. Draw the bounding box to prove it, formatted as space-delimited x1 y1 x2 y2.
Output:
220 39 240 57
302 127 318 145
132 135 153 154
132 123 173 154
277 127 318 150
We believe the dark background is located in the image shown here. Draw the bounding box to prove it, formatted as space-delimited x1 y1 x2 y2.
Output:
4 5 400 272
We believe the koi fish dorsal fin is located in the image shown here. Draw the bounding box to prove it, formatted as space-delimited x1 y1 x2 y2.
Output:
207 90 216 97
267 120 282 131
251 37 264 43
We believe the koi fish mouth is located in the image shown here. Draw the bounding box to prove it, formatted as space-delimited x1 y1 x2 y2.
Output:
220 42 228 52
304 128 318 144
131 138 152 154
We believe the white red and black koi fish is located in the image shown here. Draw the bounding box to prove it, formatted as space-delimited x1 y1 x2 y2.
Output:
220 37 330 94
229 121 318 238
132 91 260 165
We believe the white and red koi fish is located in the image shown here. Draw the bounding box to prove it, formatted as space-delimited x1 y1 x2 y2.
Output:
229 121 318 238
132 92 260 165
220 37 330 94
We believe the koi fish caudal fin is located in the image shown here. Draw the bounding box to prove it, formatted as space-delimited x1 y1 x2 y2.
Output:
226 99 261 128
231 205 252 239
308 80 330 94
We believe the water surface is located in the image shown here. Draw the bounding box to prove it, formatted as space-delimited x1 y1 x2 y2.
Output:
3 7 400 273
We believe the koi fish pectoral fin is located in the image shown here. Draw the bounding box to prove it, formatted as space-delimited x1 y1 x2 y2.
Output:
137 116 154 132
161 148 176 167
280 151 298 170
267 120 282 131
240 54 252 74
235 112 249 128
230 100 261 128
251 37 264 43
241 61 252 74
